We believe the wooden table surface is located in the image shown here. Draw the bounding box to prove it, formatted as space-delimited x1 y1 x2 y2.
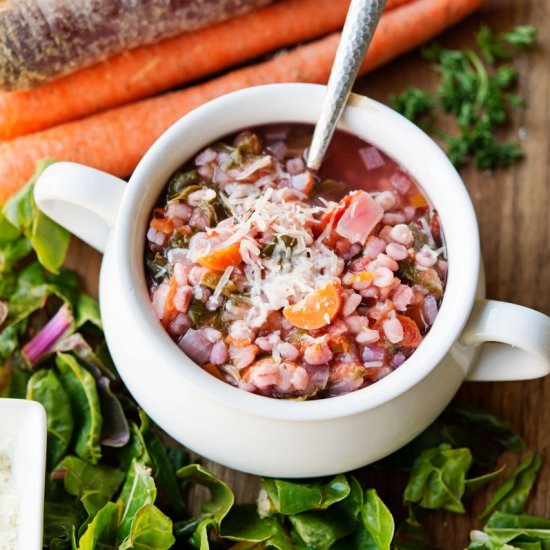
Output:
65 0 549 547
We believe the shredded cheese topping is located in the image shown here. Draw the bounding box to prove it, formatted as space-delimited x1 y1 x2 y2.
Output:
220 187 343 328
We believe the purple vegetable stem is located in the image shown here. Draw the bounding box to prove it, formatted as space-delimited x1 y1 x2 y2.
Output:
22 304 72 366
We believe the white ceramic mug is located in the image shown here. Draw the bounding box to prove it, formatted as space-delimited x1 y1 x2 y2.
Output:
34 84 550 477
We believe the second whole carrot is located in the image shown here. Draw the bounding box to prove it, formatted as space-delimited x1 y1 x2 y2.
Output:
0 0 416 141
0 0 486 204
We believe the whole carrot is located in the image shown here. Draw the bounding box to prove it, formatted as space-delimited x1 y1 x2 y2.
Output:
0 0 416 140
0 0 273 91
0 0 485 204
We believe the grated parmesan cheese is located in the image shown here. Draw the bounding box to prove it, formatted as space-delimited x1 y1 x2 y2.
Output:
0 438 18 550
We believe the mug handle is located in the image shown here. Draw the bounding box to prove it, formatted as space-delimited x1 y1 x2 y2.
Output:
461 299 550 381
33 162 127 253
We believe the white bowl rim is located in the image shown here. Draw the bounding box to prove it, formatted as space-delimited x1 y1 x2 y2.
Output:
115 83 480 422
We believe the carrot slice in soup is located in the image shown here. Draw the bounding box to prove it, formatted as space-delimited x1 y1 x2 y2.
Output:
283 282 342 330
197 242 242 272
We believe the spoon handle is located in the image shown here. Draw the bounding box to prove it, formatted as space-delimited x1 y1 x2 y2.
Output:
306 0 387 171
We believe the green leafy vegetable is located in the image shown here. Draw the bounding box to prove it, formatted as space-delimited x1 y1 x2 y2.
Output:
119 504 175 550
77 501 121 550
404 444 472 513
56 352 103 464
118 459 157 541
220 504 293 549
391 25 537 169
288 476 363 550
480 453 542 521
360 489 394 550
174 464 235 547
52 456 125 518
393 514 434 550
2 160 70 273
26 368 74 468
258 475 350 517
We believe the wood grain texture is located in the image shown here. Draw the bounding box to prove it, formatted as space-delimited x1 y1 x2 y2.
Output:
65 0 549 546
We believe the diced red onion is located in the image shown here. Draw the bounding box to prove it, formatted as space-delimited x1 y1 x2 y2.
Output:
178 329 214 365
304 364 329 393
361 344 387 363
423 294 438 326
169 313 191 337
210 342 228 365
359 146 385 170
390 352 407 368
267 140 288 160
390 172 412 194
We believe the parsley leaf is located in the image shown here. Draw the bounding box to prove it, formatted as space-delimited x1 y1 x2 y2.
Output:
391 25 536 171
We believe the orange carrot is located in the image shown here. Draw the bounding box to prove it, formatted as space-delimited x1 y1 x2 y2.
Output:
0 0 485 204
284 282 343 330
0 0 416 140
197 243 243 272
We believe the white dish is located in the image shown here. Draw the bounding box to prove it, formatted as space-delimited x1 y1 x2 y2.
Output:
34 83 550 477
0 399 47 550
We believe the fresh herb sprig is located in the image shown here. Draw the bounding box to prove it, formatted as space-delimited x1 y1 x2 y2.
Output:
391 25 537 170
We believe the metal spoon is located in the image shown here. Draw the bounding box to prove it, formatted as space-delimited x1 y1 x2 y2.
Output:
306 0 387 171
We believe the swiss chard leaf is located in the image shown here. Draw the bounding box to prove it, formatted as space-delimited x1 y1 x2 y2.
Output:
118 504 175 550
56 352 103 464
360 489 394 550
220 504 293 549
52 456 125 518
465 466 506 498
142 426 188 519
288 476 363 550
258 475 350 517
77 501 121 550
6 262 79 328
117 459 157 541
468 512 550 549
55 333 129 448
404 444 472 513
43 499 85 550
392 515 435 550
480 454 542 521
174 464 234 548
2 159 70 273
26 368 74 468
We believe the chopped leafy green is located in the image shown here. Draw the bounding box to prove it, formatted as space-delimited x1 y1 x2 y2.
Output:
56 352 103 465
77 501 121 550
390 88 435 129
146 252 171 283
118 459 158 540
392 25 537 170
404 444 472 513
174 464 234 546
393 513 434 550
397 259 443 298
2 160 70 273
119 504 175 550
258 475 350 517
287 476 363 550
167 169 199 200
27 368 74 468
220 504 293 549
480 453 542 520
477 25 537 64
360 489 394 550
52 455 125 521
